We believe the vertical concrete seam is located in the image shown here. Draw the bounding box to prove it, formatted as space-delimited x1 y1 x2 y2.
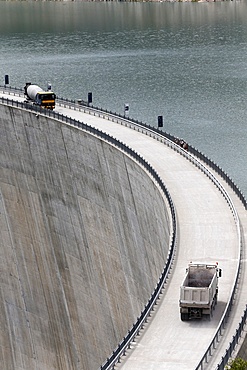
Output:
0 187 37 363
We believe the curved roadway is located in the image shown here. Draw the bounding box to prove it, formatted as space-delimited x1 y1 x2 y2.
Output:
0 91 246 369
54 104 241 370
51 101 247 369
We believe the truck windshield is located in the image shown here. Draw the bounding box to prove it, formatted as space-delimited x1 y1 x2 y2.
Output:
40 93 55 100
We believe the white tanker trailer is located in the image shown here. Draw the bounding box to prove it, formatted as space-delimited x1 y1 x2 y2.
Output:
24 83 56 110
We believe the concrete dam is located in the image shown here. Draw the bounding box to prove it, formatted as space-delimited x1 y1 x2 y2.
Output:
0 103 172 369
0 90 247 370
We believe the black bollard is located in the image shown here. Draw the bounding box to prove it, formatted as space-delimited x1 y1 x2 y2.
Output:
158 115 163 128
88 92 92 105
5 75 9 85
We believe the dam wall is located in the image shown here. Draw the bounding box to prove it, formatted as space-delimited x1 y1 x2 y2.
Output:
0 104 172 369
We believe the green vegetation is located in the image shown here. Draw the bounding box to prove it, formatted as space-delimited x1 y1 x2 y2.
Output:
225 358 247 370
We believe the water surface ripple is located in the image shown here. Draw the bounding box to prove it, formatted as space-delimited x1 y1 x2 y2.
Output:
1 1 246 195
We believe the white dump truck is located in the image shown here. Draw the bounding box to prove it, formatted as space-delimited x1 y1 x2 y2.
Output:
179 263 222 321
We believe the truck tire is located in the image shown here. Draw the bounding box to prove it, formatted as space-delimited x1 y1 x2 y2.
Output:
181 313 189 321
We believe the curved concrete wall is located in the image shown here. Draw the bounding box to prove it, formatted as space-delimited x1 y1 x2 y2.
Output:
0 104 172 369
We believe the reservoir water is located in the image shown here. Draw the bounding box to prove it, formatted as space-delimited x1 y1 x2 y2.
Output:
0 1 246 196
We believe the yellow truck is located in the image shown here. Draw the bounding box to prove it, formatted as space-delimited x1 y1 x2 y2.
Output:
24 83 56 110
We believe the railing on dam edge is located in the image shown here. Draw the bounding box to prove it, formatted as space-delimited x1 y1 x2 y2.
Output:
0 87 246 370
0 93 177 370
1 84 246 211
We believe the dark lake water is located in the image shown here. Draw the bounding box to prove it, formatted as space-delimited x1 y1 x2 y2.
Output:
0 1 246 196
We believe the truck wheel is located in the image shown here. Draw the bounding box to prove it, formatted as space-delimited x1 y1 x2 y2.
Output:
213 299 216 310
181 313 189 321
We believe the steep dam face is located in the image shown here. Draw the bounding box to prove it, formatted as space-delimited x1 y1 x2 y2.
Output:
0 104 172 369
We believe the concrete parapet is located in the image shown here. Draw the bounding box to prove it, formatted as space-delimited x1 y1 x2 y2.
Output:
0 104 172 369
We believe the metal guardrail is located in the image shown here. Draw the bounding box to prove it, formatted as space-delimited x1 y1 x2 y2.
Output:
56 94 247 210
215 305 247 370
0 93 177 370
0 84 23 95
56 96 247 370
1 84 246 211
42 95 247 370
0 87 246 370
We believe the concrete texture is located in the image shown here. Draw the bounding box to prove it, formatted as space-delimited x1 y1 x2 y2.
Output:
0 104 172 369
238 339 247 361
53 103 246 369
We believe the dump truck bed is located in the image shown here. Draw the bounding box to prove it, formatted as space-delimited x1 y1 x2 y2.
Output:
183 265 215 288
179 263 220 320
